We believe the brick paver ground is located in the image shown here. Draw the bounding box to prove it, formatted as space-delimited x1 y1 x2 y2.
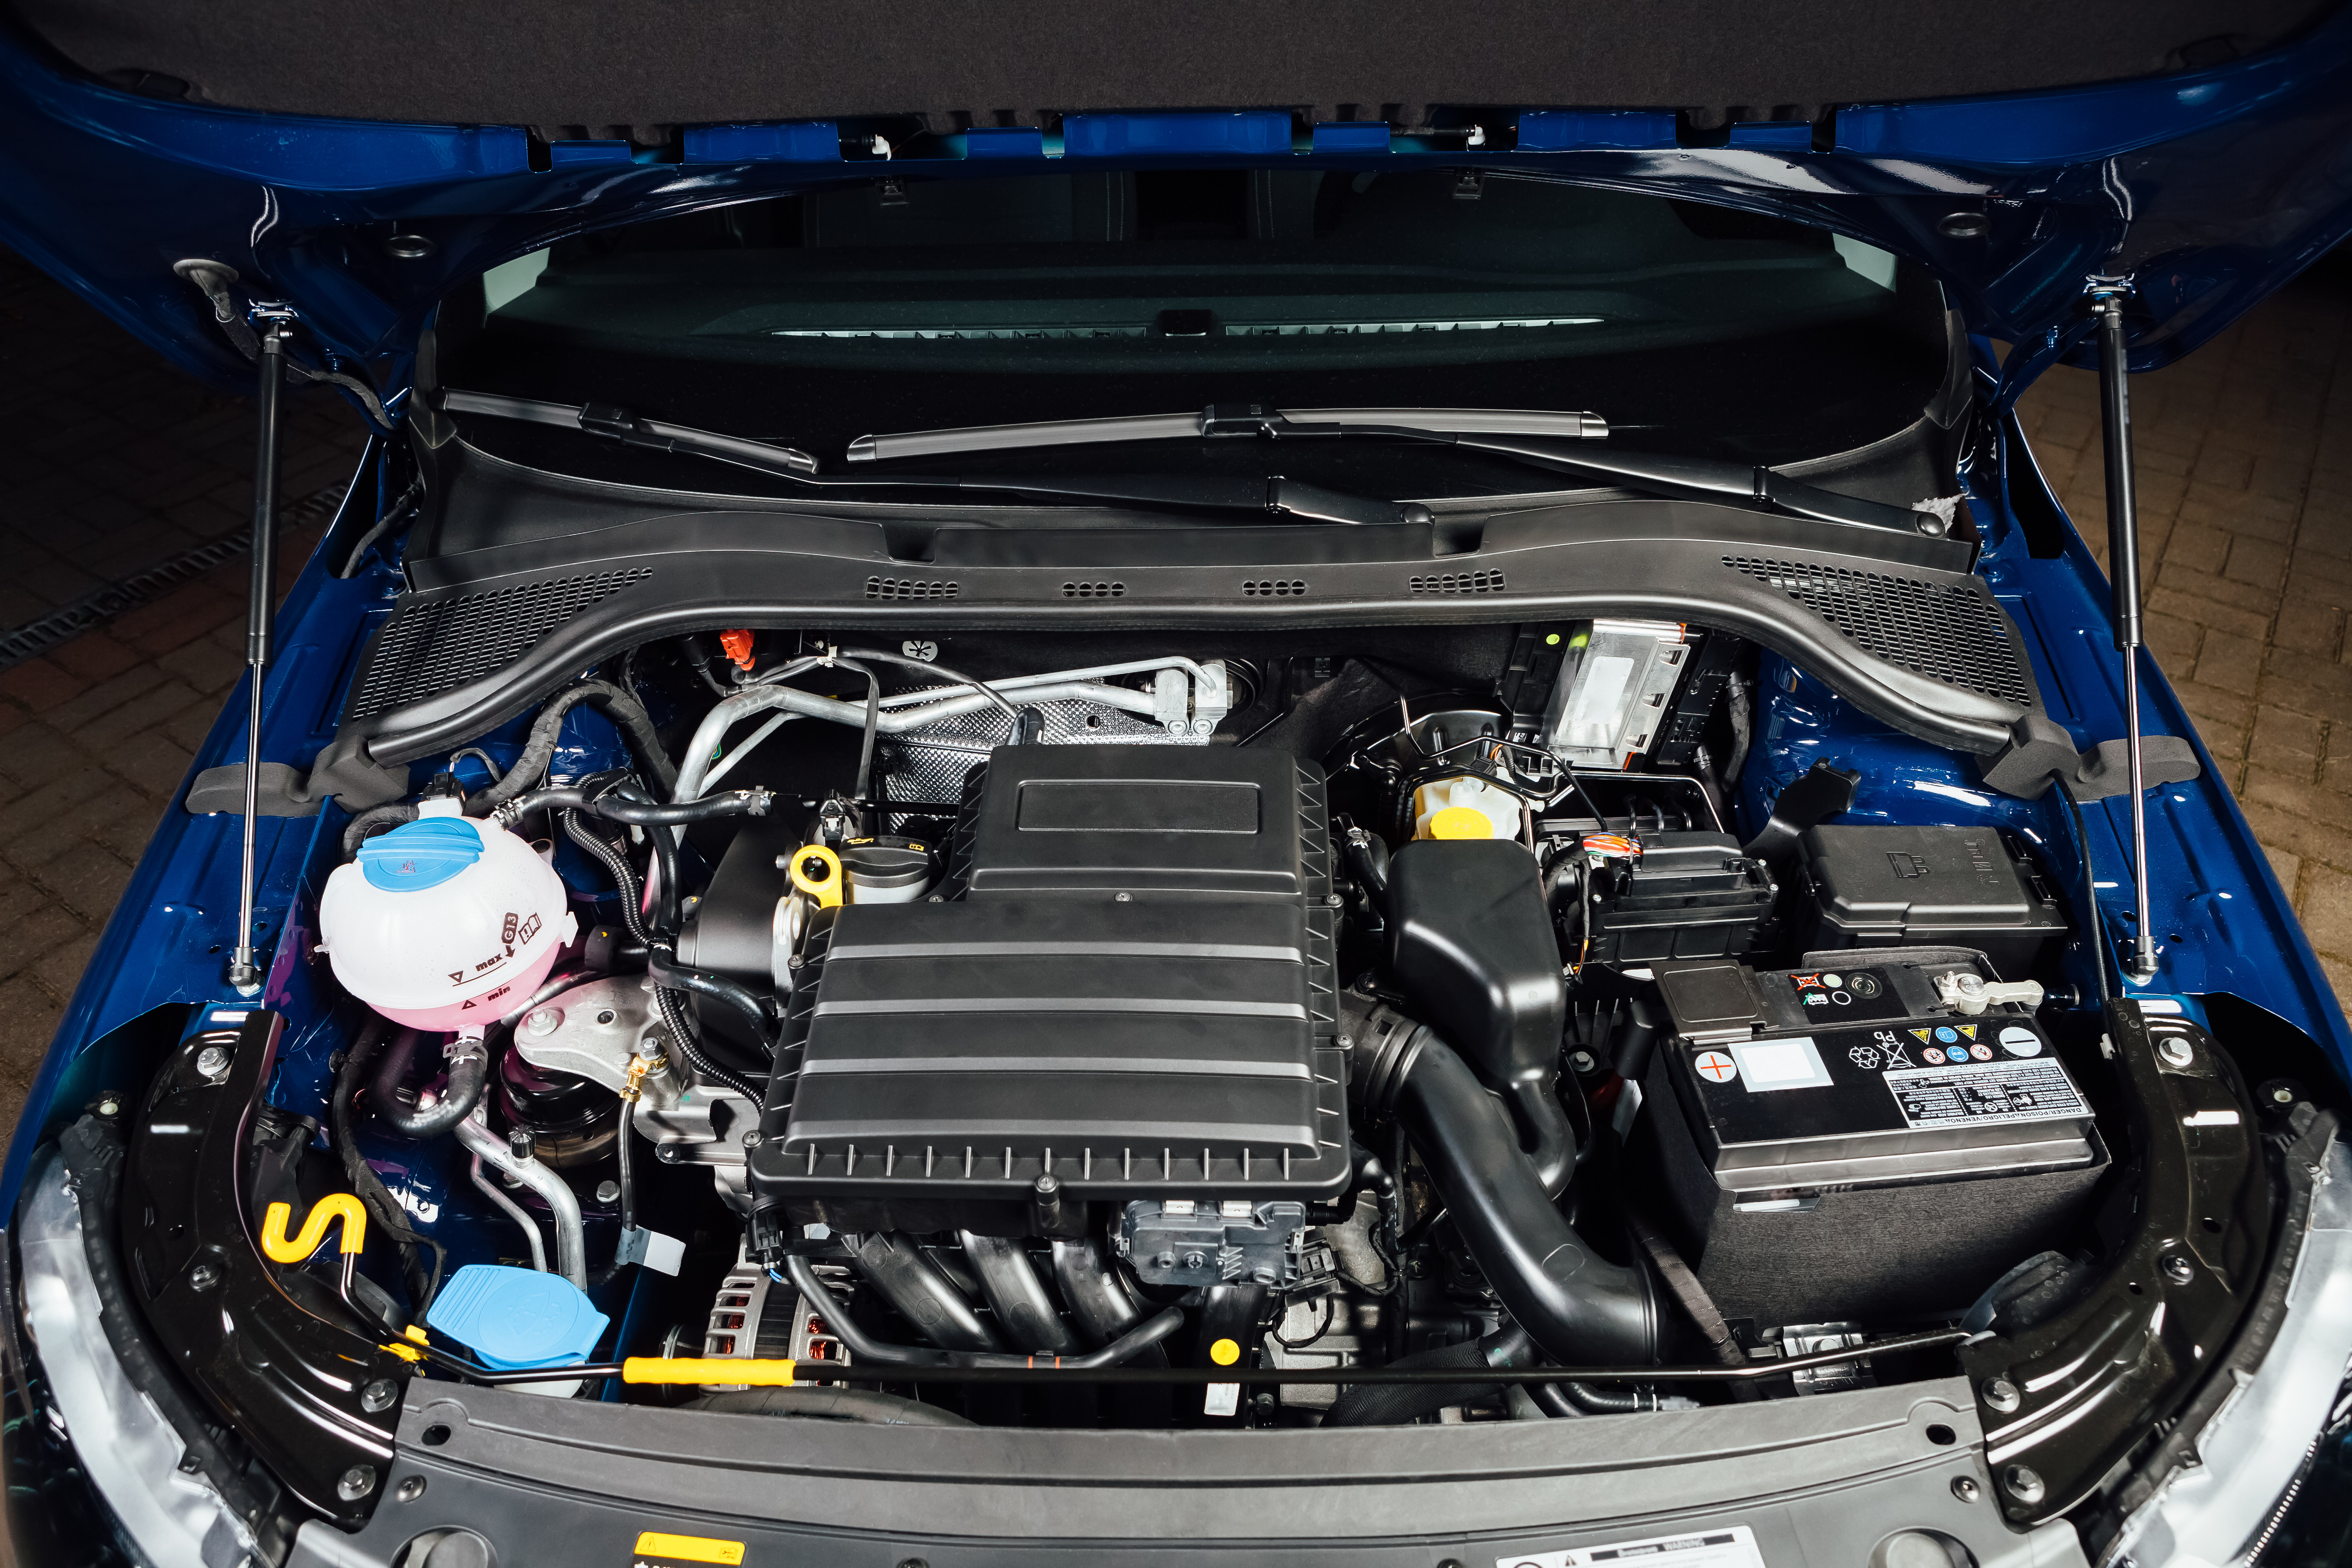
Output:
0 248 2342 1143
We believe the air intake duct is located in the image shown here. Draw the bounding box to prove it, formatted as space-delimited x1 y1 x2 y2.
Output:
1350 997 1656 1367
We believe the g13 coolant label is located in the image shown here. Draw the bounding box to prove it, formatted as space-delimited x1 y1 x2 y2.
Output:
1500 1524 1767 1568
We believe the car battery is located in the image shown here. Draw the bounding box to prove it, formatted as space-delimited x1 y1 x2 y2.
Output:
1581 830 1776 965
1791 824 2068 981
1635 947 2106 1327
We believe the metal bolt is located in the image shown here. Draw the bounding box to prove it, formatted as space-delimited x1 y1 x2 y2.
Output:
1325 893 1345 909
2160 1252 2195 1286
1937 212 1990 240
2002 1464 2046 1505
2157 1035 2195 1069
524 1008 562 1037
508 1130 535 1162
741 1131 764 1150
95 1096 120 1117
360 1379 399 1413
595 1180 621 1204
2272 1085 2297 1105
1114 891 1132 903
1955 973 1985 996
1981 1376 2022 1413
657 1145 680 1163
1184 1251 1207 1270
384 234 436 260
1568 1051 1598 1075
188 1261 221 1292
195 1045 232 1082
396 1475 427 1503
337 1464 378 1501
1951 1476 1981 1504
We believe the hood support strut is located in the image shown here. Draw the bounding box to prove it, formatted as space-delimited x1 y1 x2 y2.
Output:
227 319 287 995
2093 285 2160 985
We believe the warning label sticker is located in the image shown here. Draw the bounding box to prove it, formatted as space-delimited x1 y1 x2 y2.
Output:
1500 1524 1767 1568
1882 1057 2088 1129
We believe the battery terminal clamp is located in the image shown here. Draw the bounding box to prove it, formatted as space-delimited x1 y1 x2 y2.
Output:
1936 972 2046 1016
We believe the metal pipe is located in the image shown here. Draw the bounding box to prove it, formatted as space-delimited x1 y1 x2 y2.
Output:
2094 287 2159 983
227 322 287 995
454 1109 585 1287
468 1153 549 1273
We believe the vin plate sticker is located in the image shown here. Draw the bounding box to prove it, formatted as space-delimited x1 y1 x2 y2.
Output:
1500 1525 1767 1568
1883 1057 2087 1129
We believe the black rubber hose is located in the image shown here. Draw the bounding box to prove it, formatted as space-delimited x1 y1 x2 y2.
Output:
685 1387 973 1426
1555 1380 1653 1413
368 1029 490 1140
650 952 775 1058
1323 1325 1531 1427
616 1098 637 1235
785 1255 1183 1369
342 802 418 859
1364 1018 1656 1367
562 810 649 944
652 983 764 1102
331 1020 446 1306
468 679 677 811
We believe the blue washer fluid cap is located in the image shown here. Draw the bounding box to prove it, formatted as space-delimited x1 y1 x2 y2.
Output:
426 1264 610 1370
357 815 484 892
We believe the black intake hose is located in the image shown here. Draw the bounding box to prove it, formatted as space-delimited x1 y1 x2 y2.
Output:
1323 1325 1532 1427
1352 1000 1656 1369
368 1028 490 1140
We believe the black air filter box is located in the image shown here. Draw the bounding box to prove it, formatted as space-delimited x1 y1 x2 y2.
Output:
1793 824 2066 980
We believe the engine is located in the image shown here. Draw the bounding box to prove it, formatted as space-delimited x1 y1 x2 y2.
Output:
297 628 2118 1427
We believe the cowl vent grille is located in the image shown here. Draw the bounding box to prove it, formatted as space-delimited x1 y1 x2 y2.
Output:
866 575 959 601
1063 581 1125 599
346 568 651 721
1240 578 1309 598
1410 568 1506 595
1722 555 2032 706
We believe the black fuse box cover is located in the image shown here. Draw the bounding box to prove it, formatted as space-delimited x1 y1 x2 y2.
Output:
1794 824 2066 980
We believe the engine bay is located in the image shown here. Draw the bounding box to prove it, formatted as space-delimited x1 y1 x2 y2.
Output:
184 619 2191 1429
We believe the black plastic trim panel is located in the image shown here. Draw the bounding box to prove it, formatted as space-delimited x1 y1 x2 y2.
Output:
344 496 2034 765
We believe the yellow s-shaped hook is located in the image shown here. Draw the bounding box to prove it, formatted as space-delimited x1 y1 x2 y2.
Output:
260 1192 367 1263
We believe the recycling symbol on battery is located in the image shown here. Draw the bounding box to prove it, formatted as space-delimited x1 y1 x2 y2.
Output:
1848 1045 1881 1070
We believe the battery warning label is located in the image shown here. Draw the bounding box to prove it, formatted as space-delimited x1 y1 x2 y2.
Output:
1882 1057 2087 1129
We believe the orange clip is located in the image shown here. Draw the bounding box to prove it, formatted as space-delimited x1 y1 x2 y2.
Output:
717 629 757 671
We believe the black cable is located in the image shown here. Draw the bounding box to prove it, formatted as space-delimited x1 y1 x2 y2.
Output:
616 1098 637 1235
2060 782 2116 1007
563 810 648 944
649 952 776 1059
652 983 764 1103
831 647 1020 720
330 1021 447 1309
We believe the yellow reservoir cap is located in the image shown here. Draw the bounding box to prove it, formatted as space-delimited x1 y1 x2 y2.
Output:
1427 806 1496 840
1210 1337 1242 1366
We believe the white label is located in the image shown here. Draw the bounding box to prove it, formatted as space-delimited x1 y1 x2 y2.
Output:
1566 655 1636 747
1883 1057 2087 1129
1203 1382 1240 1417
1500 1524 1767 1568
1728 1036 1834 1092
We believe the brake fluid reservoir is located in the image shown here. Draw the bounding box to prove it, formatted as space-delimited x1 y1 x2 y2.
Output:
320 799 576 1030
1412 774 1524 841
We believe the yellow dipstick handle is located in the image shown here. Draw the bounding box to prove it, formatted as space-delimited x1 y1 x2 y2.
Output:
788 843 844 909
260 1193 368 1263
624 1356 798 1386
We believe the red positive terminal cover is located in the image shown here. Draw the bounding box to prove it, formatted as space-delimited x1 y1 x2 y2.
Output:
717 628 756 670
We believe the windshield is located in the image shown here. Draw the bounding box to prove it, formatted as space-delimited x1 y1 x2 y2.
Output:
439 166 1954 485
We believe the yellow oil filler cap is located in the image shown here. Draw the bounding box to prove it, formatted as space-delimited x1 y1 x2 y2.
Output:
1427 806 1496 840
789 843 844 908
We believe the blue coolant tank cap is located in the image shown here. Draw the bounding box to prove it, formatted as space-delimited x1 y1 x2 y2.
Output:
358 816 483 891
426 1264 609 1370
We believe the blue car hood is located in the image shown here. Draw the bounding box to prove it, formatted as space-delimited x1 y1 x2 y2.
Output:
1 4 2349 410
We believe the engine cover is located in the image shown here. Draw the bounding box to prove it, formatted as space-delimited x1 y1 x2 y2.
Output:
747 746 1348 1227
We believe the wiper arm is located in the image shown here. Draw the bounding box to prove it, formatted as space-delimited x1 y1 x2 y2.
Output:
846 404 1609 464
852 401 1943 538
439 391 1419 524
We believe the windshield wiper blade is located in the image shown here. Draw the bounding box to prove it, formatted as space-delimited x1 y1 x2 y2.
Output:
846 404 1609 464
846 401 1942 537
439 391 1419 524
442 389 821 477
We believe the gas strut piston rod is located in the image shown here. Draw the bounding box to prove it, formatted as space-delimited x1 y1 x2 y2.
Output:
2091 282 2159 984
227 315 289 995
